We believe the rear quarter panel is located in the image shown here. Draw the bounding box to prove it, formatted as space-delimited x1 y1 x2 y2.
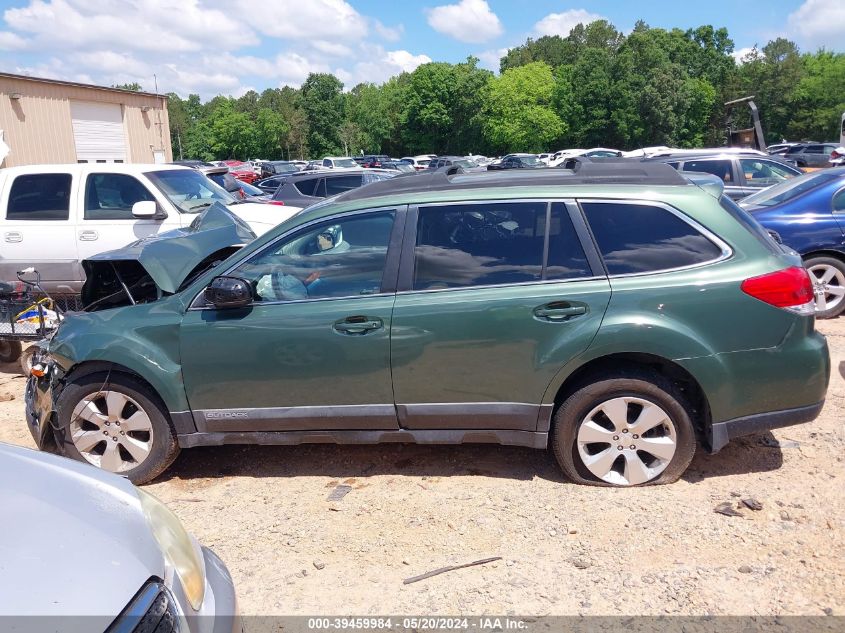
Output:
541 192 820 424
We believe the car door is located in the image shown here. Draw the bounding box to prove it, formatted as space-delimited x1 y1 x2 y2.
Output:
0 171 80 293
179 206 405 433
390 200 611 432
76 172 182 261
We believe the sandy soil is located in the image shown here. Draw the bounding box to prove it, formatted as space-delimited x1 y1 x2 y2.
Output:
0 321 843 618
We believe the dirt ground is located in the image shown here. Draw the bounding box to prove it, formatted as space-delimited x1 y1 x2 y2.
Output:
0 321 843 618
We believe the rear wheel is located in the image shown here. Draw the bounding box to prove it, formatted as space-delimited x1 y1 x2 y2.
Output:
804 256 845 318
56 372 179 484
552 372 696 486
0 340 22 364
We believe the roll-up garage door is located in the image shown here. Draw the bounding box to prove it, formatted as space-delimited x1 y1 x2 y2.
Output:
70 101 127 163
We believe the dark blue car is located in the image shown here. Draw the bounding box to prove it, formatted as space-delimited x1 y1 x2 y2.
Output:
740 168 845 318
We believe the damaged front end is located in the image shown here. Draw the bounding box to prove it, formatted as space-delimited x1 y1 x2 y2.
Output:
81 203 256 311
24 343 64 451
24 204 257 451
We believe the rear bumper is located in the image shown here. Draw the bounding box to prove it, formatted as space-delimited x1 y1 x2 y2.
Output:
708 400 824 453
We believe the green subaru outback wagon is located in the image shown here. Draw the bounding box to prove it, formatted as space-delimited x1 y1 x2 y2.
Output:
25 162 830 486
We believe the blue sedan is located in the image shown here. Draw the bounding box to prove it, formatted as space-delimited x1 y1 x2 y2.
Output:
741 168 845 318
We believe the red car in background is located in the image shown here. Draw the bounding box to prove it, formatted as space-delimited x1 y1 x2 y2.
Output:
222 160 258 184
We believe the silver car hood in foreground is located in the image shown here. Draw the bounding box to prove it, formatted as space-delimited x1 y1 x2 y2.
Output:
0 443 165 620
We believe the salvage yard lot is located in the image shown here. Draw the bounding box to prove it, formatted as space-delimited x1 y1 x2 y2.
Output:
1 323 843 617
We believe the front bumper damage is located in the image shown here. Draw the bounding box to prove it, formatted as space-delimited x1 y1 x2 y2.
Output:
23 358 64 452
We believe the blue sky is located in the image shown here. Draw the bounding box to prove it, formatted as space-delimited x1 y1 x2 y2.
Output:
0 0 840 99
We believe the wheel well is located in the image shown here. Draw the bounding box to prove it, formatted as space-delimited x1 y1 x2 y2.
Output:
801 250 845 264
552 353 711 438
63 361 168 413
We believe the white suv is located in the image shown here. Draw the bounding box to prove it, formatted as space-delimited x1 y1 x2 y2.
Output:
320 157 362 170
0 163 299 293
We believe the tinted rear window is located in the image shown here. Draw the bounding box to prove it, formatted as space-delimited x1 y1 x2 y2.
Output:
682 159 734 183
582 201 724 275
413 202 591 290
325 174 363 196
291 178 318 196
7 173 72 220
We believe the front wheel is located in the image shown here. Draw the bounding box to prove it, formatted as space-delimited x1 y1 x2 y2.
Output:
804 256 845 319
551 373 696 486
56 372 180 484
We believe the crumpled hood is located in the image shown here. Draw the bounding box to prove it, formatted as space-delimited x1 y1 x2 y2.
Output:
0 443 164 620
82 203 256 304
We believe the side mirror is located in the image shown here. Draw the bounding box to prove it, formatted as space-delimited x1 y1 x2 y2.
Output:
204 276 253 309
132 200 167 220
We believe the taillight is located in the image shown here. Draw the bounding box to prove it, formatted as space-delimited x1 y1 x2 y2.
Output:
741 266 814 314
268 200 285 206
831 149 843 160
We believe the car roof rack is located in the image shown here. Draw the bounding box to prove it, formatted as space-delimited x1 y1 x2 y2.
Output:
338 157 688 202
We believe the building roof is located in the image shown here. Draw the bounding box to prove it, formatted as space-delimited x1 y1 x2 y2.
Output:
0 72 165 100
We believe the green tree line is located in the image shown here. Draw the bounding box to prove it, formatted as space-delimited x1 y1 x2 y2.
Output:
164 20 845 161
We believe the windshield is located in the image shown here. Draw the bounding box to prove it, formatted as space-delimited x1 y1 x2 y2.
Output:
520 156 542 166
146 169 235 214
740 170 843 209
454 159 477 168
333 158 358 168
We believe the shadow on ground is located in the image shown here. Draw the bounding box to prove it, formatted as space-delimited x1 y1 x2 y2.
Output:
159 430 785 486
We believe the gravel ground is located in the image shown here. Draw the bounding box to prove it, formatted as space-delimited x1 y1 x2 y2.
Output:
0 321 843 618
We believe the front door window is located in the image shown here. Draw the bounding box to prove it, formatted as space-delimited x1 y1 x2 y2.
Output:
229 211 396 301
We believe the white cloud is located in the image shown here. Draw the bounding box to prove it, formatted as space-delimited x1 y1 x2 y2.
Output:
0 30 26 50
476 47 510 71
4 0 257 53
534 9 605 37
787 0 845 50
337 48 431 86
732 47 755 64
0 0 428 99
426 0 503 44
236 0 367 42
374 20 403 42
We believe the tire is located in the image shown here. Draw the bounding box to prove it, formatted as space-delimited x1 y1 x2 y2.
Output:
804 256 845 319
56 371 180 484
551 371 697 487
0 340 22 363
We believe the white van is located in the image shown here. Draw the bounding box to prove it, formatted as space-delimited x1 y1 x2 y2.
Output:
0 163 299 293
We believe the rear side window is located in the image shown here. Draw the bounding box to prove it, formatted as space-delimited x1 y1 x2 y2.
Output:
413 202 591 290
683 159 734 183
7 173 72 220
292 178 318 196
582 201 724 275
325 174 363 196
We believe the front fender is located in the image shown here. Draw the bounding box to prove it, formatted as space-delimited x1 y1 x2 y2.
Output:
47 301 188 414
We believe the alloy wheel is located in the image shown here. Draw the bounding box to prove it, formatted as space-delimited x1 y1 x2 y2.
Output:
807 263 845 314
69 390 154 473
576 396 677 486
